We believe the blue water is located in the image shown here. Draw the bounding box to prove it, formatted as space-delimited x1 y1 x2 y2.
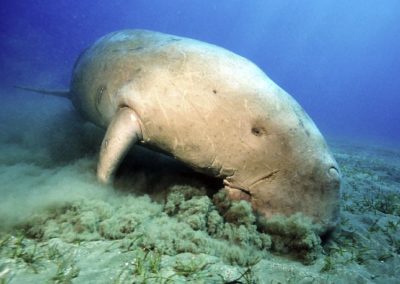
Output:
1 0 399 146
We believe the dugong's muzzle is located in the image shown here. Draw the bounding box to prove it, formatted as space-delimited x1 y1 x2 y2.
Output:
224 151 342 234
250 158 341 233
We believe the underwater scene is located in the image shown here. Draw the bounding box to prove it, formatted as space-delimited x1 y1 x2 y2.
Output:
0 1 399 283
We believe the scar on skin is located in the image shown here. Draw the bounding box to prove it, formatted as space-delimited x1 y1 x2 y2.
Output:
96 85 107 113
103 139 109 149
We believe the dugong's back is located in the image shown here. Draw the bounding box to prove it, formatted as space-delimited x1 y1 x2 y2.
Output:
71 30 290 175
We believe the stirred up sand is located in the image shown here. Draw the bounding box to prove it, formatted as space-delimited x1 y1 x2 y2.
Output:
0 92 399 283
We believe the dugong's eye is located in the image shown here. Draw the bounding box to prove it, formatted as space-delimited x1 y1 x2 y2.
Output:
251 127 267 137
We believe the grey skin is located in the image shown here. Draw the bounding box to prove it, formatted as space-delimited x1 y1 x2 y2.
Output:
20 30 341 233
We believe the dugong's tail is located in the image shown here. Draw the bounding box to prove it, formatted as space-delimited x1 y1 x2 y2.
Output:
14 85 70 99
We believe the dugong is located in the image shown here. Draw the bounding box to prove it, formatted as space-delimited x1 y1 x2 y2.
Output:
20 30 341 232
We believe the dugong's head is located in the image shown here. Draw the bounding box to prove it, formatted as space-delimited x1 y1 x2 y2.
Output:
222 79 341 234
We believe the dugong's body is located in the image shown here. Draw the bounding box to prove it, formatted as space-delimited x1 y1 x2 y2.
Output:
27 30 341 232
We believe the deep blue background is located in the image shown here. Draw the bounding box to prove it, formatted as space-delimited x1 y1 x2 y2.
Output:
1 0 399 146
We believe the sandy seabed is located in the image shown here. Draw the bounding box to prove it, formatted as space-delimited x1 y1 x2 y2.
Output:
0 93 399 283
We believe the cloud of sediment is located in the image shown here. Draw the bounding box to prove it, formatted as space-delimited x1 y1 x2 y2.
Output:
0 91 110 228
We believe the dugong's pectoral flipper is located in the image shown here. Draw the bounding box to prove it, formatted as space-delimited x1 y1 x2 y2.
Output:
97 107 143 184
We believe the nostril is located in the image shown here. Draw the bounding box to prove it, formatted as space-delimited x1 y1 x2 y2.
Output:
328 166 341 185
324 166 341 193
328 166 340 181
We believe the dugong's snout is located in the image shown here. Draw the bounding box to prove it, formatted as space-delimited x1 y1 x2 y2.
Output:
235 154 342 234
